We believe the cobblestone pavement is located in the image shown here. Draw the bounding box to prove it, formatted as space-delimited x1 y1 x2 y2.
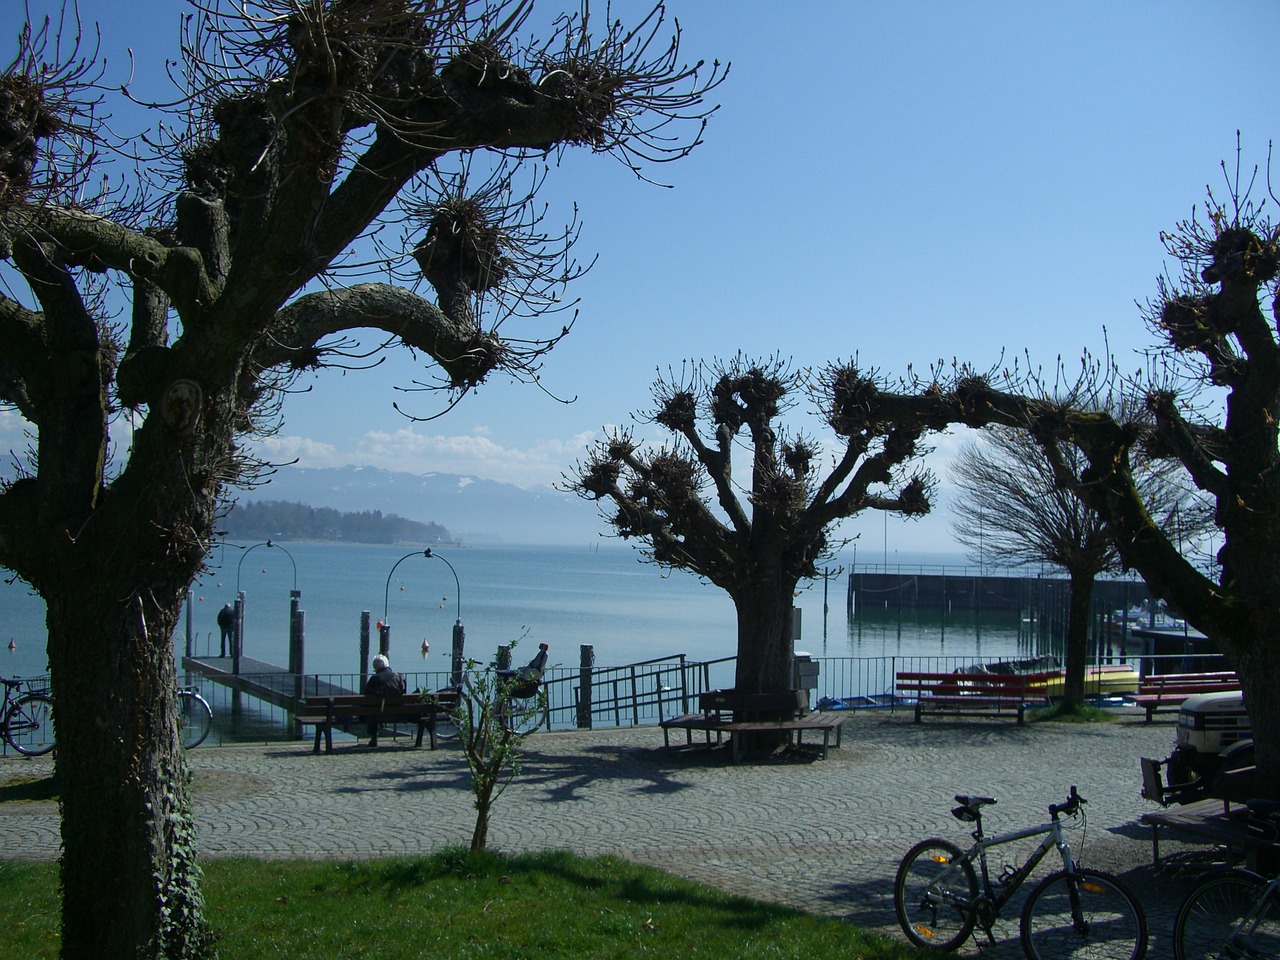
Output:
0 709 1227 958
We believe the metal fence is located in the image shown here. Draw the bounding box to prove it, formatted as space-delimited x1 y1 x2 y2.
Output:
5 649 1237 753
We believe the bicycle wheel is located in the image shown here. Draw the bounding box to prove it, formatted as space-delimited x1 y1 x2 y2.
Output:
434 711 461 741
4 692 55 756
501 695 545 735
894 838 978 950
1174 869 1280 960
1021 867 1147 960
177 691 212 749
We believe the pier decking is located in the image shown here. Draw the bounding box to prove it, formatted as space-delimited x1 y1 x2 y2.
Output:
181 655 355 712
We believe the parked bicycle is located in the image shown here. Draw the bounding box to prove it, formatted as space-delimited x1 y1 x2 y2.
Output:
435 643 551 740
894 786 1148 960
1 676 55 756
177 687 213 749
1173 799 1280 960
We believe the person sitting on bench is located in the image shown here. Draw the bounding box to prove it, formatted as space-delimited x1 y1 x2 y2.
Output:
363 654 406 747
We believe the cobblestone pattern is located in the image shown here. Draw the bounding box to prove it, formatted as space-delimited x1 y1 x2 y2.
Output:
0 710 1228 958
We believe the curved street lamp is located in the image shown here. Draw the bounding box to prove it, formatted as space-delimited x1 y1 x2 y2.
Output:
425 547 462 624
235 539 298 596
383 549 429 624
382 547 463 624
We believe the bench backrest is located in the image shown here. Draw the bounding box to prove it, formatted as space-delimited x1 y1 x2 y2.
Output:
302 691 458 713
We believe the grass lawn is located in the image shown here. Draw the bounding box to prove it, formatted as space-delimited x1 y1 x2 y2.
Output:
0 849 922 959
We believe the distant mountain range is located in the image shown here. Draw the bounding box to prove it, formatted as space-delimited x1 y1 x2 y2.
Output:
233 466 609 546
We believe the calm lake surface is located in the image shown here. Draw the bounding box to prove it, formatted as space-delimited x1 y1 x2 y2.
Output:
2 542 1049 682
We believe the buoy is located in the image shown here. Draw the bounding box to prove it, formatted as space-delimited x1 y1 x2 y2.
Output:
421 639 430 658
6 640 14 651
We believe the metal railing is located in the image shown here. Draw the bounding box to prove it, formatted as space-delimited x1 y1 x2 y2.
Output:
163 649 1235 746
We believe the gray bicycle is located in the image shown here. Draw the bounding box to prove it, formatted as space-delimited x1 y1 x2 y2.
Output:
1 676 55 756
894 787 1147 960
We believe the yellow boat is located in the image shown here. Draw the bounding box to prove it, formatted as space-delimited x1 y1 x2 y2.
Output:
1030 663 1140 698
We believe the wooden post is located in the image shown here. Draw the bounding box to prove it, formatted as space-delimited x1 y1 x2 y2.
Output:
291 609 304 701
577 644 594 729
450 621 465 688
233 593 245 676
496 645 511 671
359 611 370 684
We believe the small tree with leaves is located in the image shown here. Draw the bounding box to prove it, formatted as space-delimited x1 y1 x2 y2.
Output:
949 423 1207 709
570 355 943 750
453 645 548 852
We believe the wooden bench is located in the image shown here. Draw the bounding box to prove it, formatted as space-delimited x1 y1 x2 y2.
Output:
659 689 846 762
1137 796 1277 869
296 689 459 754
1131 671 1240 722
895 671 1054 725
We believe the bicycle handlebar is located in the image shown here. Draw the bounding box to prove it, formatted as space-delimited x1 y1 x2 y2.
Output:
1049 785 1085 819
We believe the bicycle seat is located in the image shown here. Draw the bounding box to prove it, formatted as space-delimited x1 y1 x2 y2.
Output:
1 677 21 689
952 795 996 821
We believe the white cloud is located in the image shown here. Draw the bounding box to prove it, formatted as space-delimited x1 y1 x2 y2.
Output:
249 427 604 489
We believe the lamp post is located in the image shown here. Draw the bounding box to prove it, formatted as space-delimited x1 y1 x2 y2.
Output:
425 548 461 623
383 549 430 626
426 547 466 686
378 548 465 680
231 539 300 673
235 539 298 596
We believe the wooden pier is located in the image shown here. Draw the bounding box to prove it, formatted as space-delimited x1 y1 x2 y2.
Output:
180 655 355 713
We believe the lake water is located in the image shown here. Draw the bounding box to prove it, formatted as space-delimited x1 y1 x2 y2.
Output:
2 542 1048 682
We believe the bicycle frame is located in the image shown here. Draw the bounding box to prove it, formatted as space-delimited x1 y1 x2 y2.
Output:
961 816 1074 917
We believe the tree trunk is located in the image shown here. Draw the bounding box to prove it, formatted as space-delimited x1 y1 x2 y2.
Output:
1062 570 1095 711
729 573 799 756
731 576 797 695
47 582 213 959
1234 636 1280 800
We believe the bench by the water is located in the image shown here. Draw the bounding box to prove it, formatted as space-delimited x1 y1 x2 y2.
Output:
659 688 845 762
1131 671 1240 722
895 670 1055 725
297 689 459 754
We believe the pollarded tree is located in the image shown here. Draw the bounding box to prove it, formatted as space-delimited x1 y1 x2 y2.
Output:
858 169 1280 796
569 355 938 725
0 3 723 957
949 424 1207 709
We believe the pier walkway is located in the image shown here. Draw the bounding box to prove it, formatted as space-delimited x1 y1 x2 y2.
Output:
181 655 355 711
0 710 1226 958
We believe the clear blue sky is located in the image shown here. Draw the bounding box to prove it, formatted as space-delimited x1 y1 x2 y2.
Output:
4 1 1278 555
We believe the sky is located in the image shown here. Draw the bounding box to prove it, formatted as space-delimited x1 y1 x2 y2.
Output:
4 0 1278 556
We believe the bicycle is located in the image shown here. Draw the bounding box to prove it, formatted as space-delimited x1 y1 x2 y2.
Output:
1172 799 1280 960
894 786 1148 960
435 643 550 740
1 676 55 756
177 687 213 749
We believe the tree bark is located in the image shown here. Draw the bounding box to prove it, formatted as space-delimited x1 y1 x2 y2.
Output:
728 570 801 755
1062 570 1094 711
48 583 212 959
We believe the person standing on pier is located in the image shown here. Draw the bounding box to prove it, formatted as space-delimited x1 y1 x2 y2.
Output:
364 654 406 747
216 604 235 658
